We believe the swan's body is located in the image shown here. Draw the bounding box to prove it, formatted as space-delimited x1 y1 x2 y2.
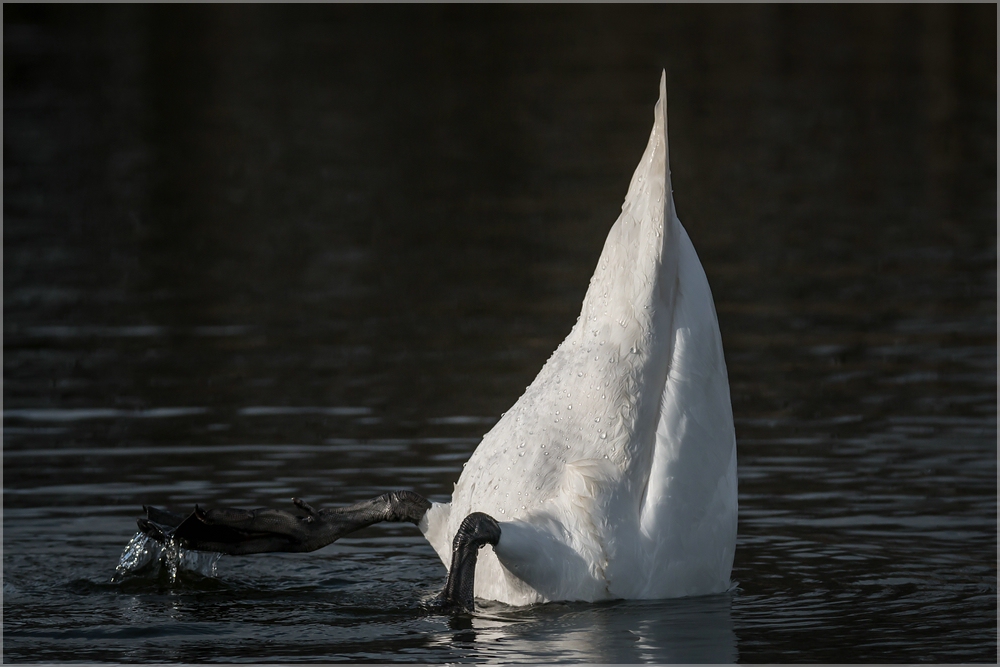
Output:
135 72 737 609
420 73 737 605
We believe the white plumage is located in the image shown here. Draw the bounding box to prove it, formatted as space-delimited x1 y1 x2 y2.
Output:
421 71 737 605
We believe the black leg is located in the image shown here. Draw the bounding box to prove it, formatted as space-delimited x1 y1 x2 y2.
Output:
138 491 431 555
439 512 501 612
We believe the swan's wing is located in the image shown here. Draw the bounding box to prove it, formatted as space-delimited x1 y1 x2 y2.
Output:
619 221 738 599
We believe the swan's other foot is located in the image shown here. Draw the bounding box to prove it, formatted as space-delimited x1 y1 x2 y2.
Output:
138 491 431 555
439 512 501 612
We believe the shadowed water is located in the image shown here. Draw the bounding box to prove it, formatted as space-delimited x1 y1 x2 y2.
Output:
4 4 996 663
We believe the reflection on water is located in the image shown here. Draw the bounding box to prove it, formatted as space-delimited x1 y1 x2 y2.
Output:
4 3 996 663
459 596 738 664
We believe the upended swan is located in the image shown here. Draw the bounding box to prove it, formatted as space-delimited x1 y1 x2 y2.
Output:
137 72 738 611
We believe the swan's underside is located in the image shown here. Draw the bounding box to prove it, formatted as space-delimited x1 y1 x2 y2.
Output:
135 71 737 610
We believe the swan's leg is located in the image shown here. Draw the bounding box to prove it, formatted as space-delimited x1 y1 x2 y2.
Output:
138 491 431 555
439 512 501 612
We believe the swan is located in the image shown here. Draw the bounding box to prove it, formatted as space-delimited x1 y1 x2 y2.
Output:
136 71 738 611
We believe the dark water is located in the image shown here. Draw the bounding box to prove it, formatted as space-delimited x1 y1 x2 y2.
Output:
4 4 996 663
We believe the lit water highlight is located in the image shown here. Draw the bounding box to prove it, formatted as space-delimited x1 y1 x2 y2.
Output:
114 533 223 584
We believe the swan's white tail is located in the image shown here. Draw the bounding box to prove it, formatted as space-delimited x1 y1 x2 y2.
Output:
422 71 737 605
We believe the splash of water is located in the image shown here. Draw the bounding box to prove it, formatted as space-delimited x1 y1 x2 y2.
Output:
113 532 222 583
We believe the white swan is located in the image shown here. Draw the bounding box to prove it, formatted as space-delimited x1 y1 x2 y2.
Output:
136 71 738 609
421 70 737 605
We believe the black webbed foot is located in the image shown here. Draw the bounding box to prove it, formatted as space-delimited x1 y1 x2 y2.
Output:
138 491 431 555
